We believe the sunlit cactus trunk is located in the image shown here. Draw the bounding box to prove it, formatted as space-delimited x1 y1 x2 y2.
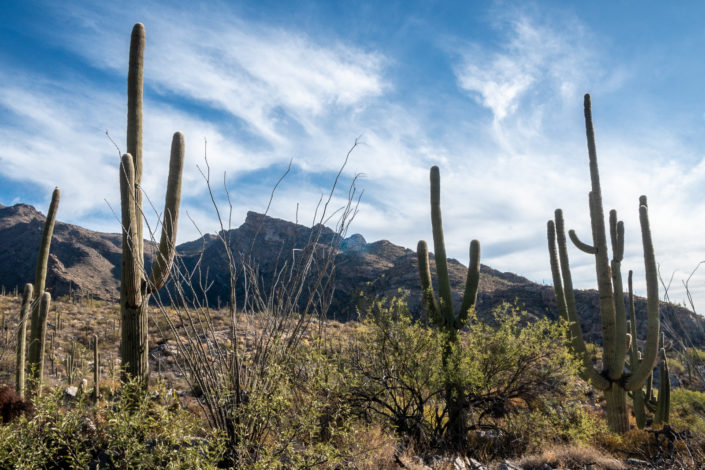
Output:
119 23 184 383
27 187 60 395
547 95 660 434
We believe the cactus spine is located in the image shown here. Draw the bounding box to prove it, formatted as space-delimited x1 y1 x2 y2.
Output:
120 23 185 383
15 284 33 398
417 165 481 446
25 187 60 395
547 94 660 434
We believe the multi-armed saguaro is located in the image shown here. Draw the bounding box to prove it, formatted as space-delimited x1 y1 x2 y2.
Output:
119 23 184 383
417 165 481 446
547 94 660 433
417 166 481 337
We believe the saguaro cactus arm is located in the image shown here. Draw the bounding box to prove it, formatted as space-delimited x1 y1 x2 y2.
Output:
147 132 185 293
609 210 628 380
547 221 569 322
568 230 596 255
417 240 441 325
457 239 480 328
628 270 639 367
33 187 60 296
15 283 33 398
625 197 661 390
549 210 609 390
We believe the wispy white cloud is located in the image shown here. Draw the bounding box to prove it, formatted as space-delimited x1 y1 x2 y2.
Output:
3 1 705 313
58 3 386 145
454 13 603 122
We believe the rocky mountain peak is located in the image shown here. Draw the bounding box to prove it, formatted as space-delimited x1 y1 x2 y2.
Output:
340 234 366 252
1 207 703 349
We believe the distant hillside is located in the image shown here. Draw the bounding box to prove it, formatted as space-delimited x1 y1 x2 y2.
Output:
1 202 704 348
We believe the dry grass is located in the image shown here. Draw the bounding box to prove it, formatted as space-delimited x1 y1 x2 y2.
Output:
0 293 361 394
516 444 625 470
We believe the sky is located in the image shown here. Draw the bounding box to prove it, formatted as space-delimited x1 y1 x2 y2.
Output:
3 0 705 312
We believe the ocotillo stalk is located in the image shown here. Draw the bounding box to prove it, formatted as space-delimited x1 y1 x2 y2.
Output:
27 188 59 394
15 283 33 398
120 23 185 383
93 334 99 404
547 94 660 434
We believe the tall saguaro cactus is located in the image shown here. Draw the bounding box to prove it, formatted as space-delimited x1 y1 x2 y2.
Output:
119 23 185 383
417 165 481 446
27 187 60 394
417 166 481 336
547 94 660 433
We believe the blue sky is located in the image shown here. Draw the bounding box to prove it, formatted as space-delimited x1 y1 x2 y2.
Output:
3 0 705 309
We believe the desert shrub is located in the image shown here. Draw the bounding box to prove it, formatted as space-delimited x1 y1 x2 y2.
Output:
678 348 705 390
0 380 224 469
594 424 705 470
224 338 392 469
99 379 224 469
459 304 600 458
670 388 705 435
0 385 96 468
0 385 34 423
346 296 447 449
346 299 596 456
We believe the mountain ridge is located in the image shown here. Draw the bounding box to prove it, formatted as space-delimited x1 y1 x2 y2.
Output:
1 202 703 348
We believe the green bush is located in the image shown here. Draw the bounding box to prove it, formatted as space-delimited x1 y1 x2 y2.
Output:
0 380 225 469
347 296 447 448
347 298 600 456
226 338 389 469
670 388 705 435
